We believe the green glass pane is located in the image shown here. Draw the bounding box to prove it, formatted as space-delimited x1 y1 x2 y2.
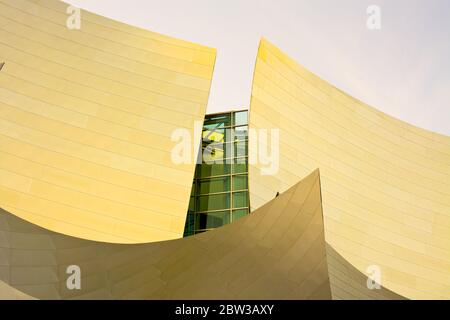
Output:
233 191 248 208
197 193 230 211
203 113 231 129
197 163 231 178
188 196 195 210
233 160 248 174
197 211 230 230
202 142 232 162
234 111 248 126
198 177 230 194
190 183 195 196
233 126 248 141
234 157 248 164
202 128 231 144
233 175 247 190
183 213 195 237
232 209 248 221
234 141 247 158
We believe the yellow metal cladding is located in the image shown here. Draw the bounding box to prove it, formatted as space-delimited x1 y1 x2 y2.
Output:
249 38 450 299
0 0 216 243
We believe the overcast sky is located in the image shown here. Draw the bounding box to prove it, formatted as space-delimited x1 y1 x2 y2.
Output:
64 0 450 136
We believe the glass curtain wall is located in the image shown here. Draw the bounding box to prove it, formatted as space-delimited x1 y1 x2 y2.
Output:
184 110 250 236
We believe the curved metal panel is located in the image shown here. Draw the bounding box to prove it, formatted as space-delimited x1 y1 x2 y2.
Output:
325 244 404 300
0 0 216 243
249 38 450 299
0 170 332 300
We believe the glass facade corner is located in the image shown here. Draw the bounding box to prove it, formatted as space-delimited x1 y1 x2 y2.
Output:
184 110 250 236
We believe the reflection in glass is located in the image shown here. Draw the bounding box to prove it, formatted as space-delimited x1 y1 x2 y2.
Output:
198 177 230 194
197 211 230 229
233 191 248 208
197 163 231 178
234 126 248 141
198 193 230 211
183 213 195 237
234 111 248 126
202 141 232 162
232 209 248 221
234 141 247 158
202 128 232 144
233 161 248 174
184 110 250 236
188 196 195 210
203 113 231 129
233 175 247 190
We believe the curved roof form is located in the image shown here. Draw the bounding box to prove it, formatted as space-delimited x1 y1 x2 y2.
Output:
0 170 333 300
0 0 216 243
249 38 450 299
0 169 406 299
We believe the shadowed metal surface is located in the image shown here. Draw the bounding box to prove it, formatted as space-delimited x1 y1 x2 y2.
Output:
0 170 333 300
325 245 405 300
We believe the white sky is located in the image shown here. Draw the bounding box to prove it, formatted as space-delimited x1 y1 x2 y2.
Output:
64 0 450 136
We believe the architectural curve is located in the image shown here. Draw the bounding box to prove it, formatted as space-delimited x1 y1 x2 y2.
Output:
0 0 216 243
0 169 334 300
325 244 405 300
248 38 450 299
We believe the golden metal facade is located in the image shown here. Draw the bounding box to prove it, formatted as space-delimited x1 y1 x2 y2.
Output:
0 0 216 243
0 0 447 300
249 38 450 299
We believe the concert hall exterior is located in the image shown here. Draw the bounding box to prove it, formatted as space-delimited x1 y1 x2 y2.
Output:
0 0 449 300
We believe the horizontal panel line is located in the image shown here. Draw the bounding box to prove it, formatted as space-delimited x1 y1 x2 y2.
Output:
327 231 450 295
1 204 138 243
250 158 450 222
0 0 215 65
0 100 184 158
0 132 191 189
251 97 450 193
323 199 450 253
251 115 450 214
24 0 216 54
0 115 194 173
0 184 182 233
0 149 187 203
0 74 199 140
260 42 450 147
0 31 210 105
0 167 186 217
253 64 450 165
0 38 210 100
